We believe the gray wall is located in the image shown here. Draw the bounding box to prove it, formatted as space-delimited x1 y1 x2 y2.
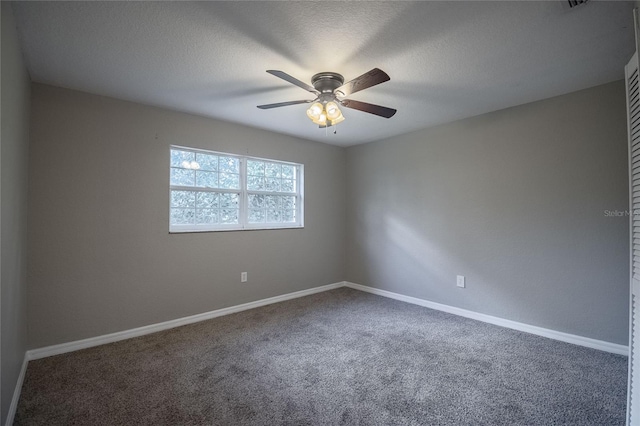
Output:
1 2 31 423
26 79 630 349
28 84 346 348
346 81 629 345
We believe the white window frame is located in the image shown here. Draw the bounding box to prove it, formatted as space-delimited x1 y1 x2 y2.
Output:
169 145 304 233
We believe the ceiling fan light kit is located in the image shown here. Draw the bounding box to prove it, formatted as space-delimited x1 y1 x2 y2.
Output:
306 101 345 127
257 68 397 129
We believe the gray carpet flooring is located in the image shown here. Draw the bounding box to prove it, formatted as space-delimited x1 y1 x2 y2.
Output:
15 287 627 425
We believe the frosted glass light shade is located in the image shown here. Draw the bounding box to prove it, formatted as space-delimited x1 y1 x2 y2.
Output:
326 102 340 120
331 113 345 125
306 102 323 121
306 101 345 126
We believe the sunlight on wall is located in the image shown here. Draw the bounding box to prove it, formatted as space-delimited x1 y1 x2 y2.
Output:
372 214 521 315
384 215 453 285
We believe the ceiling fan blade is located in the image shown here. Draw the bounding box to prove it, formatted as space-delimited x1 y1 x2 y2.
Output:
257 100 313 109
266 70 319 94
340 99 397 118
335 68 390 97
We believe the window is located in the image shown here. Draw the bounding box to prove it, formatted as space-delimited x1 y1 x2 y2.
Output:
169 146 303 232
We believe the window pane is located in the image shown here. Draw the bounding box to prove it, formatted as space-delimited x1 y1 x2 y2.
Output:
265 195 280 209
220 209 239 224
170 190 196 208
196 153 218 171
282 210 296 222
248 209 265 223
170 149 194 168
170 168 195 186
265 162 281 178
248 194 264 209
282 196 295 210
281 179 294 192
220 193 239 209
247 176 264 191
267 209 282 223
247 160 265 176
195 170 218 188
196 192 219 208
265 178 280 192
170 208 195 224
281 164 294 179
219 173 240 189
195 209 218 224
219 156 239 174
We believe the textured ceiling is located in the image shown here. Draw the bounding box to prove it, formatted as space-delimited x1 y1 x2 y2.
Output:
11 1 635 147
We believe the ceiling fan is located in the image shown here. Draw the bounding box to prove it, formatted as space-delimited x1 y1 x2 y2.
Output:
257 68 396 128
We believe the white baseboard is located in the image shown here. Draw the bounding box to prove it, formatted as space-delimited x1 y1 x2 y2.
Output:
27 282 344 361
5 353 29 426
26 280 628 363
344 282 629 356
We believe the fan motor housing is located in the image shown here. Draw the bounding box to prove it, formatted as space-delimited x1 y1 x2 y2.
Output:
311 72 344 93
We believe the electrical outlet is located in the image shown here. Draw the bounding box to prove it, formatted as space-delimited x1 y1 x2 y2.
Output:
241 272 248 283
457 275 465 288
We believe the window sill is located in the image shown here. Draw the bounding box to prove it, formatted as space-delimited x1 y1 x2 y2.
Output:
169 224 304 234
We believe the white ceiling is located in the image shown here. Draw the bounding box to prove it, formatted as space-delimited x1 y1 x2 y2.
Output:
11 1 635 147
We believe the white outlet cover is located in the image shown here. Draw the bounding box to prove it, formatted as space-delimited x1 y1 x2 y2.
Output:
457 275 465 288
